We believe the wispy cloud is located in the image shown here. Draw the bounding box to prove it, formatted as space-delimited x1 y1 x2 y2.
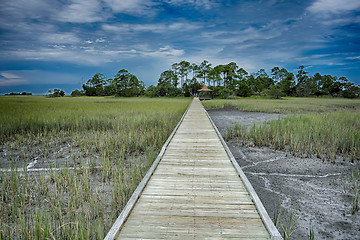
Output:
164 0 218 10
200 19 294 46
6 48 105 65
103 23 166 33
307 0 360 14
346 56 360 60
0 0 57 22
0 72 27 86
0 0 157 25
56 0 104 23
5 43 183 66
102 21 200 34
1 70 84 88
293 53 352 68
103 0 156 15
0 72 22 79
142 45 184 57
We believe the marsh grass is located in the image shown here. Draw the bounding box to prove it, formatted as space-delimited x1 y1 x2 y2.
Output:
227 112 360 162
281 209 298 240
210 97 360 162
0 96 191 239
273 205 282 228
203 97 360 114
272 205 299 240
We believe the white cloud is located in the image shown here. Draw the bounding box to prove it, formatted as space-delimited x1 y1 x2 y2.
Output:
295 54 334 62
4 44 183 66
102 24 123 32
201 20 290 45
0 0 157 25
168 22 201 31
56 0 103 23
326 62 347 66
347 56 360 60
56 0 158 21
0 0 57 22
142 45 184 57
84 49 137 58
0 20 55 36
307 0 360 14
103 0 155 15
293 53 349 68
96 38 106 43
123 23 167 33
102 21 200 34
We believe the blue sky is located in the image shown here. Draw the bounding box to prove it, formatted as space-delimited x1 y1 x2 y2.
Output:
0 0 359 94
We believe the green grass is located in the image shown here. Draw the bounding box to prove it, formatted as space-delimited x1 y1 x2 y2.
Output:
308 227 315 240
281 208 299 240
228 112 360 161
203 97 360 114
204 97 360 162
273 205 299 240
0 95 191 239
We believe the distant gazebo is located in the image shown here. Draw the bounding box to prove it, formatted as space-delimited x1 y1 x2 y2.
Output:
197 84 213 100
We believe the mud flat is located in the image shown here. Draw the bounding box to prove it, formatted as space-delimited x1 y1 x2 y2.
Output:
208 107 360 240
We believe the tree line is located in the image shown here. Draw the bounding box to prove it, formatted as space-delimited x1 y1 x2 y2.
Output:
71 69 145 97
71 60 360 98
4 92 32 96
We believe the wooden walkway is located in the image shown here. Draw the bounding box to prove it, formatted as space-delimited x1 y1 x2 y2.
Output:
106 98 281 240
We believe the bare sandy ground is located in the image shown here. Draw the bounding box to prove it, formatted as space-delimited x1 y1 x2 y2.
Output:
208 107 360 240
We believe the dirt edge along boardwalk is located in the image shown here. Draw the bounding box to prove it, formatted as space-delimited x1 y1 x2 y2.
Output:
106 98 281 239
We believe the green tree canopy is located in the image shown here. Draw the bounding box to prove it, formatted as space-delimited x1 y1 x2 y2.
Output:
112 69 145 97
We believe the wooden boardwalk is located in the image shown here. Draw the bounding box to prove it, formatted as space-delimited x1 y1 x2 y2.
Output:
106 98 281 240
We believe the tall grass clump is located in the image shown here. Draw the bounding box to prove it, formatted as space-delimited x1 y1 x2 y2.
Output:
0 96 191 239
281 208 299 240
228 111 359 162
272 205 299 240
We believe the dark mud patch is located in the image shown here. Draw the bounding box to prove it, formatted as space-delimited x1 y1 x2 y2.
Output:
208 108 360 240
208 106 285 132
0 141 96 171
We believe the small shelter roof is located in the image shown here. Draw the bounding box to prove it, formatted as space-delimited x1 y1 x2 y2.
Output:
197 84 213 92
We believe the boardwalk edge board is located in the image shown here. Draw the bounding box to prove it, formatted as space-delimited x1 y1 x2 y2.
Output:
205 109 283 240
104 100 193 240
